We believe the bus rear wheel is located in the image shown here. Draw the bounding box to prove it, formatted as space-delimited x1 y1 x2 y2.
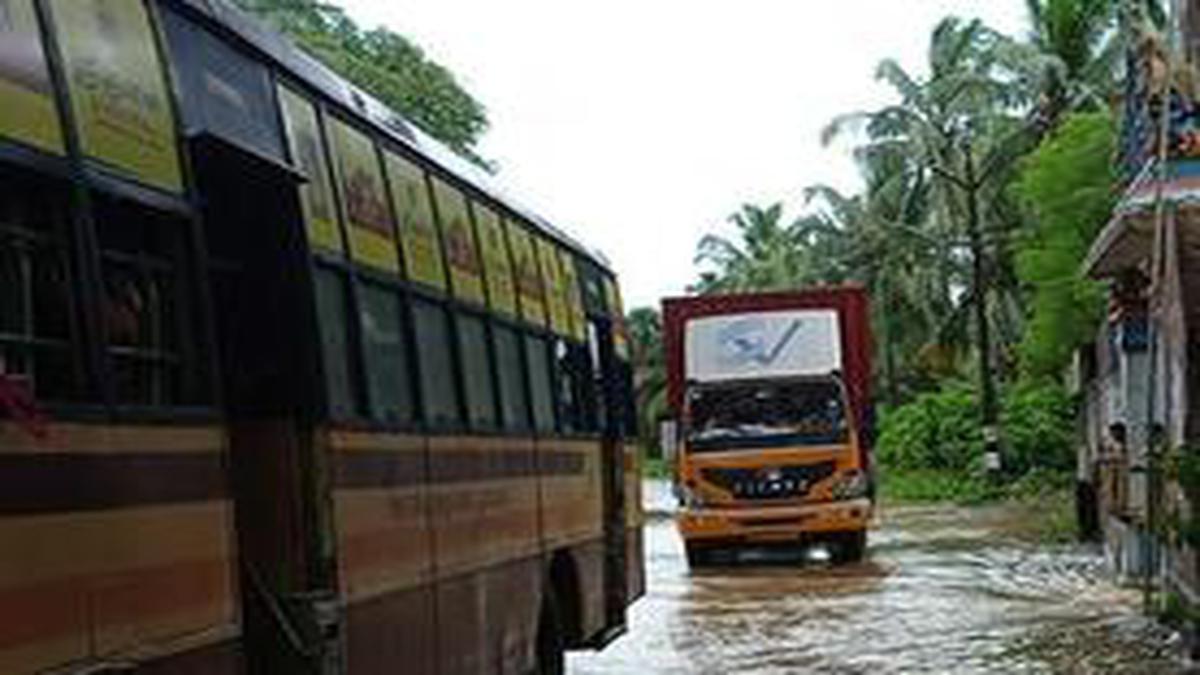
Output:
829 530 867 564
535 589 565 675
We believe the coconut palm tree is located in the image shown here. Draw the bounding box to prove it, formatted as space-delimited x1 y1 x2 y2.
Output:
693 203 811 293
802 140 960 406
824 17 1041 435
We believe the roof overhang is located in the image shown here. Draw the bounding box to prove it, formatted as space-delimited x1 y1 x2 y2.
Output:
1085 159 1200 278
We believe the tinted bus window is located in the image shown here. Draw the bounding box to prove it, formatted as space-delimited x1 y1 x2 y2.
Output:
95 196 209 405
555 339 596 434
456 313 496 429
525 334 555 433
359 284 414 424
0 170 75 399
492 324 529 431
412 299 460 427
160 7 282 161
313 267 357 418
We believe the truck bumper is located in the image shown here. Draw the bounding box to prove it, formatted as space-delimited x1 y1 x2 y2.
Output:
677 498 872 544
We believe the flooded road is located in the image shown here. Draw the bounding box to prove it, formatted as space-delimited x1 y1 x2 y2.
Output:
571 482 1182 674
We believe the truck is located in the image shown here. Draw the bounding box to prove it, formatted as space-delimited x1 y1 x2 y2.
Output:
661 287 874 566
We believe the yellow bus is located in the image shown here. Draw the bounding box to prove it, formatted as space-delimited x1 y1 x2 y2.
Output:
0 1 642 672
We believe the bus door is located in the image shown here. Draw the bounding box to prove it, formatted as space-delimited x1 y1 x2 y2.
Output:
190 137 342 674
589 316 628 642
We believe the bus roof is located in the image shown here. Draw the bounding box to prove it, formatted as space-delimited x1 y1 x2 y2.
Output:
173 0 611 272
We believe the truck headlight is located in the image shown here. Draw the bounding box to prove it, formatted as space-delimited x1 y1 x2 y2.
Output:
830 469 868 501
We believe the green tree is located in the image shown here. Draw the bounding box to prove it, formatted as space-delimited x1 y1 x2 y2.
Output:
627 307 667 457
1018 0 1119 126
234 0 489 163
803 160 956 406
825 17 1040 431
693 203 810 293
1014 112 1115 377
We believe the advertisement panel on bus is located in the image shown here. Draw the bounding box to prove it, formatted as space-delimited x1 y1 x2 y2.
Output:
0 0 63 153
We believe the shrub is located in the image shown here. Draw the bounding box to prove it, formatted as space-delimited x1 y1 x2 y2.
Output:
1001 380 1076 475
877 380 1076 478
877 383 981 472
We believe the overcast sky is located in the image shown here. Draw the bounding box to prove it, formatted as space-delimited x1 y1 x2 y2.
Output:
337 1 1026 309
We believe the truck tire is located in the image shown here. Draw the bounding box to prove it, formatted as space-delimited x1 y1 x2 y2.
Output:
684 542 714 568
830 530 867 564
535 589 565 675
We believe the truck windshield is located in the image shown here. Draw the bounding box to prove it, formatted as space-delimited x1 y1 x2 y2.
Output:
686 379 848 451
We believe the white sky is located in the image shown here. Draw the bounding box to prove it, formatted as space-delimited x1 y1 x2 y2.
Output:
337 1 1026 309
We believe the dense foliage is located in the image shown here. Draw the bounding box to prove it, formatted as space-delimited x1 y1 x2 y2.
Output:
627 307 667 455
233 0 489 164
877 380 1076 477
1013 112 1115 377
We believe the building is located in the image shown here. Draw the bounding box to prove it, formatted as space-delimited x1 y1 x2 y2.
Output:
1079 4 1200 635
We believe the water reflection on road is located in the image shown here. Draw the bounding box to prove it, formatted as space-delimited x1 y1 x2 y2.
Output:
570 482 1181 674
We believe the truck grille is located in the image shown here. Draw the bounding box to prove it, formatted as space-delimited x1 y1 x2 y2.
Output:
700 461 836 501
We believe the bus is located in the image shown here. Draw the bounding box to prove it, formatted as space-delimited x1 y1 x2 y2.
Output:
0 1 643 673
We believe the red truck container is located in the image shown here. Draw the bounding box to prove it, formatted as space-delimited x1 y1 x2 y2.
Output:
661 287 874 565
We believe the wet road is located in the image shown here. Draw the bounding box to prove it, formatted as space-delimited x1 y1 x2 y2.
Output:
570 482 1182 674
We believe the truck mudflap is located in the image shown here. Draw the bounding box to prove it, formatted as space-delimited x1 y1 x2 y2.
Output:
677 497 872 543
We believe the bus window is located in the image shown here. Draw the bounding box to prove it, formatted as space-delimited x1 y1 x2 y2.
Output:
0 172 76 399
554 339 596 434
412 299 461 428
313 267 358 418
358 284 414 424
456 313 497 430
525 334 555 434
492 323 529 431
95 196 207 406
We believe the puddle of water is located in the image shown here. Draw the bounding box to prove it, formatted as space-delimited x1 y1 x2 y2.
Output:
571 482 1182 674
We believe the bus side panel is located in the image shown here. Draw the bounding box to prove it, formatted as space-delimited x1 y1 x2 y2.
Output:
483 558 541 671
343 586 437 675
132 640 241 674
429 436 541 675
0 423 238 675
331 431 544 674
537 437 607 642
330 430 436 674
624 442 645 602
432 562 543 675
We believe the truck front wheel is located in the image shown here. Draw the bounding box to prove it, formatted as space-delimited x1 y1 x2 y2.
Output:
685 542 717 568
830 530 867 564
